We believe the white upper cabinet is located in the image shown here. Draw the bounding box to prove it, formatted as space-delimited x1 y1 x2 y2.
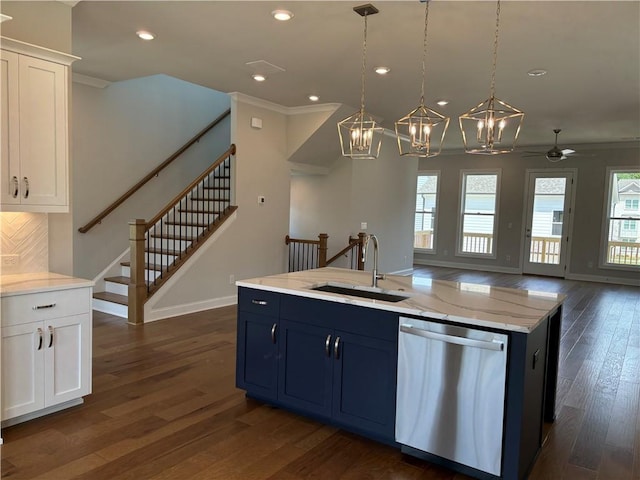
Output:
0 37 79 212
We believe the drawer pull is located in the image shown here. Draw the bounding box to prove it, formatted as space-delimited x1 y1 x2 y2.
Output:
33 303 56 310
48 326 54 348
37 328 43 351
251 300 268 306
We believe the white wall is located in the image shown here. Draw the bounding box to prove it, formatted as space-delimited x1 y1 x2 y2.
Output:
290 133 417 275
72 74 230 280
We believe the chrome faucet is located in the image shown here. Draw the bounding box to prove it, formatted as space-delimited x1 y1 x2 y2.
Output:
362 234 384 287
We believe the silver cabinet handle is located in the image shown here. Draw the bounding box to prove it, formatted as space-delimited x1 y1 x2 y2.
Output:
23 177 29 199
325 334 332 357
11 176 18 198
251 299 267 306
400 325 504 351
37 328 43 350
48 326 54 348
334 336 341 360
271 323 277 344
33 303 56 310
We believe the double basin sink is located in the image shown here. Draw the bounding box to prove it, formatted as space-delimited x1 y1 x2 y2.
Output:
310 282 410 303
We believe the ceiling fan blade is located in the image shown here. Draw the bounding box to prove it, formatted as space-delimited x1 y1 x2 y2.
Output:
561 148 576 155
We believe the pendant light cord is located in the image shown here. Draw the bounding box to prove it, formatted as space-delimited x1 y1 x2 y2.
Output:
489 0 501 100
420 0 430 106
360 12 368 114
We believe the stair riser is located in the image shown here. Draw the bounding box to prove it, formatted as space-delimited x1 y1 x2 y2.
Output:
168 212 221 225
144 252 182 266
105 281 128 296
92 298 128 318
120 266 162 281
147 237 192 251
158 225 206 238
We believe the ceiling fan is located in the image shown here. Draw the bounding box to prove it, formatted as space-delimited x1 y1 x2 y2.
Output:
524 129 578 162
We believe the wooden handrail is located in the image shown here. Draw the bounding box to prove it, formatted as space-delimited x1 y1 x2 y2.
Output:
78 109 231 233
326 236 362 266
146 144 236 228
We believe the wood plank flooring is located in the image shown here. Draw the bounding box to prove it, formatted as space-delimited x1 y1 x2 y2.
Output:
1 266 638 479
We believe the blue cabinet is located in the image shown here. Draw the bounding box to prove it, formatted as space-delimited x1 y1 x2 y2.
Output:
236 287 398 443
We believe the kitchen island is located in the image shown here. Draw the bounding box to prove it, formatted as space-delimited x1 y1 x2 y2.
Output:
236 267 564 480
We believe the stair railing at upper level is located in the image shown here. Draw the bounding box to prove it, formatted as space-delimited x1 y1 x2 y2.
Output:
129 144 237 325
78 108 231 233
285 232 366 272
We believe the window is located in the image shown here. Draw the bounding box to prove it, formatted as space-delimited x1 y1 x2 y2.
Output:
414 172 439 251
551 210 564 236
602 169 640 267
458 171 500 257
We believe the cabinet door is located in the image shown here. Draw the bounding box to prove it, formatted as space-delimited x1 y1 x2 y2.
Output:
236 311 279 402
332 331 397 441
1 322 45 420
44 314 91 407
0 49 20 206
278 319 332 418
18 55 67 208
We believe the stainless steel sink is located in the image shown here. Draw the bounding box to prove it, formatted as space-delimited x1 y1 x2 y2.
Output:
310 283 409 303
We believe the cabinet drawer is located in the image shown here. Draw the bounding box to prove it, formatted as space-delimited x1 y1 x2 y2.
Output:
1 287 91 326
238 288 280 317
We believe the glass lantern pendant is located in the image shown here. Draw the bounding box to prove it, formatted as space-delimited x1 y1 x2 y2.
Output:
338 4 384 160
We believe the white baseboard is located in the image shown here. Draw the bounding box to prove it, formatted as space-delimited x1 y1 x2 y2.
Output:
565 273 640 287
413 258 521 275
144 294 237 323
389 268 414 276
92 298 128 318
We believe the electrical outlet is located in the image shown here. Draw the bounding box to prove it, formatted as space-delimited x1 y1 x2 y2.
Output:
258 196 265 205
229 274 235 284
1 254 19 266
360 222 367 230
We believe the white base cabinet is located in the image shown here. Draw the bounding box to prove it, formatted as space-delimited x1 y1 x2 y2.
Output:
1 286 92 423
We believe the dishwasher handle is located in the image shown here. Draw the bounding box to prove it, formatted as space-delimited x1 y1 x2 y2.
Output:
400 324 504 351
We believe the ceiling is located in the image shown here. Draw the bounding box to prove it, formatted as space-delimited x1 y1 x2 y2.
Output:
71 1 640 151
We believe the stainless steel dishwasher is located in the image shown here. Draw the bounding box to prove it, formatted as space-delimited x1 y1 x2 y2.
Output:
395 316 508 477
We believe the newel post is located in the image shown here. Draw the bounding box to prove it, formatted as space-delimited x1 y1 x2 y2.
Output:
318 233 329 267
128 219 146 325
357 232 367 270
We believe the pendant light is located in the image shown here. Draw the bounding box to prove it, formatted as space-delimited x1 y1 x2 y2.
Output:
459 0 524 155
338 4 384 160
395 0 449 157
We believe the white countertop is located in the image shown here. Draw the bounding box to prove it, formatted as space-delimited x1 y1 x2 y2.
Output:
0 272 94 297
237 267 565 333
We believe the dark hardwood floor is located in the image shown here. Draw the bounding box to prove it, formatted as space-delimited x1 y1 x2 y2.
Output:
1 266 638 479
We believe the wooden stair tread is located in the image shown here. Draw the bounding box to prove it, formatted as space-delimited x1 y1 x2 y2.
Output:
146 247 182 255
164 221 211 227
177 209 223 214
202 186 231 190
93 291 128 306
104 276 151 286
190 197 229 201
150 233 196 241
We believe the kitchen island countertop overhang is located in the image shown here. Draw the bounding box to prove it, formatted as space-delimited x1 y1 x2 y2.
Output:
236 267 565 334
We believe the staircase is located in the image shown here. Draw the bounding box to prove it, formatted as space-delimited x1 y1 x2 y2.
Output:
92 146 237 319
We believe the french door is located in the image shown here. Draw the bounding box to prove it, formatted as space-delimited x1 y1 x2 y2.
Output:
522 170 575 277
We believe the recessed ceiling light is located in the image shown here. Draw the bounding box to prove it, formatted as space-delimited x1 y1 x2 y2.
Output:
527 68 547 77
375 66 391 75
436 100 449 107
272 10 294 21
252 74 266 82
136 30 155 41
308 95 319 102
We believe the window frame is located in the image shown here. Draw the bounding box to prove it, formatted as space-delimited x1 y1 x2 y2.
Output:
600 167 640 270
413 171 440 254
456 169 501 259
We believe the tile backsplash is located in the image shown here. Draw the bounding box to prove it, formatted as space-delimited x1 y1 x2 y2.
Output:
0 212 49 275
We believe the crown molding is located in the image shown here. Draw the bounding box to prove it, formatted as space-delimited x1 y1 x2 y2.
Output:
229 92 340 116
72 73 111 88
0 36 80 65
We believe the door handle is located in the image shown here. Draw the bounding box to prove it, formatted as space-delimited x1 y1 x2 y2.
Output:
270 323 277 344
48 326 54 348
11 176 18 198
400 325 504 351
525 228 531 238
325 334 332 357
23 177 29 199
36 328 43 350
334 336 341 360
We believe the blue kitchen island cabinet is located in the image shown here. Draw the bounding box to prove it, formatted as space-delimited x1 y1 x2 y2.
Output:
236 287 398 443
235 267 565 480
